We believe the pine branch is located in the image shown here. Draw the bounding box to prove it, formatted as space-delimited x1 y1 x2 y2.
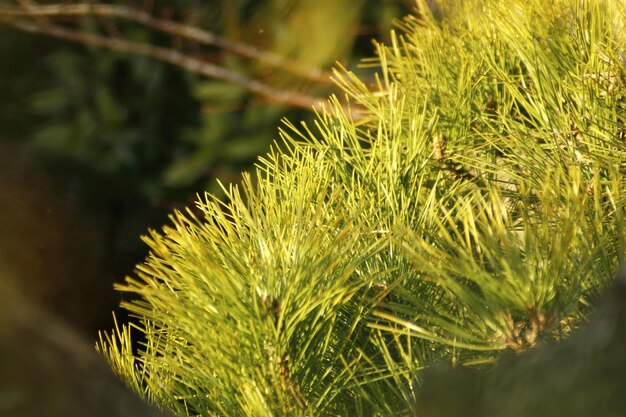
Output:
74 0 626 414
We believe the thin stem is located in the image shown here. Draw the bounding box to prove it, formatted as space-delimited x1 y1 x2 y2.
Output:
0 16 327 110
0 2 335 84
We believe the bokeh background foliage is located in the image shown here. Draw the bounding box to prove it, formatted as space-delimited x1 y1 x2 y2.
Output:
0 0 409 333
1 0 408 198
95 0 626 415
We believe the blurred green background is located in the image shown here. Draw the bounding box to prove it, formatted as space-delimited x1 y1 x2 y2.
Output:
0 0 411 337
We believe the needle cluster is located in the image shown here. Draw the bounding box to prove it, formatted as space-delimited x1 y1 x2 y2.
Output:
98 1 626 415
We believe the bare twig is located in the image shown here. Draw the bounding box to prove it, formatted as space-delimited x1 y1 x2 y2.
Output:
0 2 334 84
0 16 327 110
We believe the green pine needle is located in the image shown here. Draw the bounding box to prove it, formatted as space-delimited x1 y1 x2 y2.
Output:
98 0 626 415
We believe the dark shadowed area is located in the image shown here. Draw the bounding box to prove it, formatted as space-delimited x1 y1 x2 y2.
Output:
416 267 626 417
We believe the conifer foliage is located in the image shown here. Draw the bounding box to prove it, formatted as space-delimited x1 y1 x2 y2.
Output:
98 0 626 415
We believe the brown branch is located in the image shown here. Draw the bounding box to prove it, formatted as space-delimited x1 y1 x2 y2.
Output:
0 16 327 110
0 2 334 84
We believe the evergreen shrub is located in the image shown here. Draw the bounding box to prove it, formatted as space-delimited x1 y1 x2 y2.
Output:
98 0 626 415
